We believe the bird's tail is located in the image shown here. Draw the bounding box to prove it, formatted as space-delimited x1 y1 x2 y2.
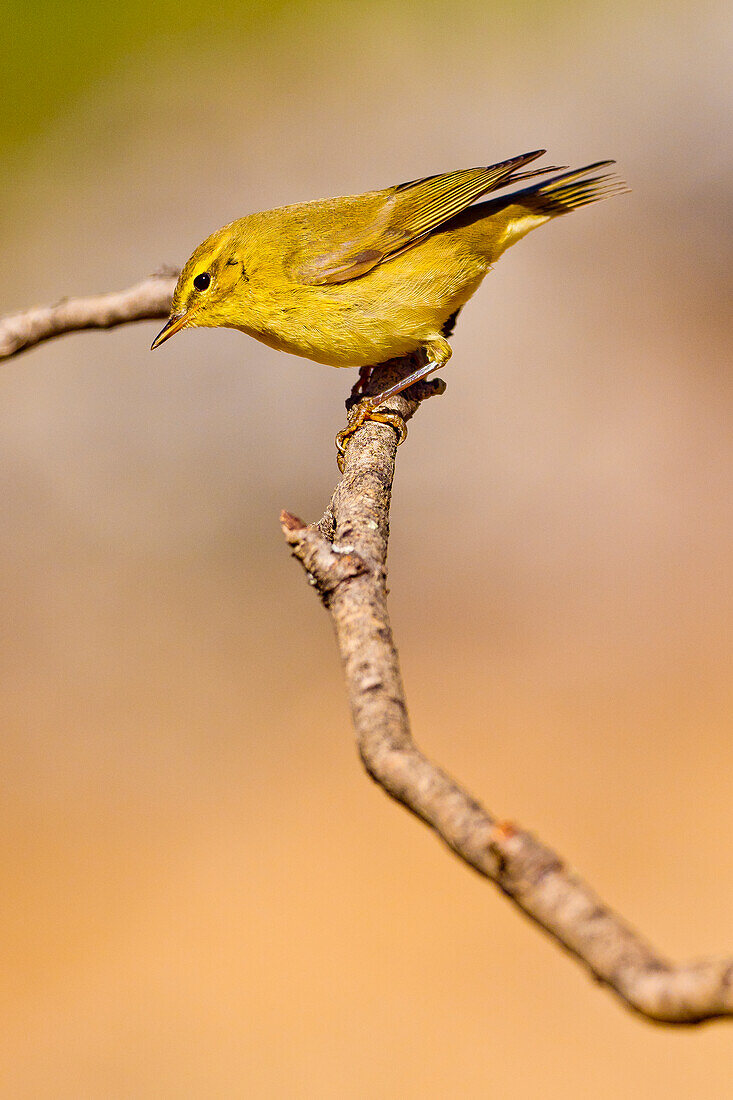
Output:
471 160 628 260
507 161 629 215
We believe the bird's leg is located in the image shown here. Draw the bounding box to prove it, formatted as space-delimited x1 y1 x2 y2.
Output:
335 338 451 471
347 365 374 406
365 338 452 406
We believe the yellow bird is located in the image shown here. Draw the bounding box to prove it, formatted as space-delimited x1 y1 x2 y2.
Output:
152 150 625 463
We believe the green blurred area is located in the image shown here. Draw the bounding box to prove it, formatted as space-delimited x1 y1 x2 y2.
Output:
4 0 284 147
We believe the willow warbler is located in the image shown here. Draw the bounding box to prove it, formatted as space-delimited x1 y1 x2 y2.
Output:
152 150 625 464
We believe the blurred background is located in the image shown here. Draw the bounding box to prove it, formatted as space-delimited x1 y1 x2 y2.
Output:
1 0 731 1094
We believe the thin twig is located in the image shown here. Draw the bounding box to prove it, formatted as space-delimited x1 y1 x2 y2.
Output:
281 358 733 1026
0 272 177 359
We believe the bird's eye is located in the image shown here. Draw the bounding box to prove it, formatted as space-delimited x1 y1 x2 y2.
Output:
193 272 211 292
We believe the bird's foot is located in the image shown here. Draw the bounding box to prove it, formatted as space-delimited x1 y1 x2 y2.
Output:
335 401 407 473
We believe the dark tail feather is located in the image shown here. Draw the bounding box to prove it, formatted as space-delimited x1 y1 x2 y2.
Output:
499 163 566 186
509 161 629 215
441 307 462 337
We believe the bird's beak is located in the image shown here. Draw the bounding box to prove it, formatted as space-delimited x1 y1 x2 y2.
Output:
151 311 189 350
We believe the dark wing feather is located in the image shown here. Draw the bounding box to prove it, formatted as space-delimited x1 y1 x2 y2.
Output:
300 150 556 286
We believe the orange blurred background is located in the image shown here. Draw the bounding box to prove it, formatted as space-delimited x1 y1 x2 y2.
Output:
1 1 732 1094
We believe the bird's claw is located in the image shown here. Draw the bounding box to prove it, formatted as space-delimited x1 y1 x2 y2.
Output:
335 404 408 473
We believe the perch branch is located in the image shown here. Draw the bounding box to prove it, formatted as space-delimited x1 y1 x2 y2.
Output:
2 279 730 1024
281 357 733 1026
0 272 178 359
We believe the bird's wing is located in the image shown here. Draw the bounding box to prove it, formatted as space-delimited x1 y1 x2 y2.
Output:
298 150 559 285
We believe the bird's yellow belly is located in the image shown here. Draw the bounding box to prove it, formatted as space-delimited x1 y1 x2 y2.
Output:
242 317 421 369
241 251 488 369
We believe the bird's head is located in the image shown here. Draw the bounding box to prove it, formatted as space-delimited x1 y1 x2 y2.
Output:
151 222 250 349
